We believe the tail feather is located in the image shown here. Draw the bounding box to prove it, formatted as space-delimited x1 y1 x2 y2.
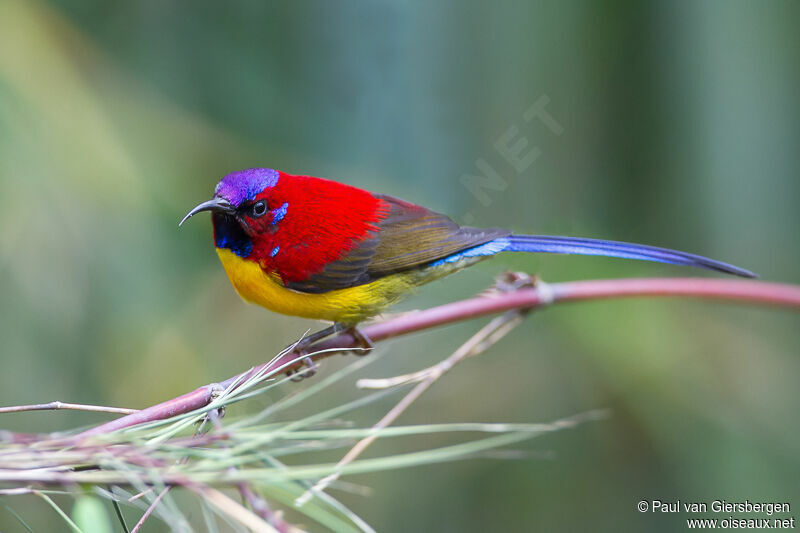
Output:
505 235 756 278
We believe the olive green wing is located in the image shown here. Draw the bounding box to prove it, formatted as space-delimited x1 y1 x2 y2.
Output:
286 194 508 293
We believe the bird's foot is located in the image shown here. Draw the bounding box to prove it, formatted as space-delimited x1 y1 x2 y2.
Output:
283 324 348 381
286 323 346 354
283 323 372 380
287 355 318 382
200 383 226 428
490 271 553 314
493 271 538 292
346 326 374 356
282 323 345 381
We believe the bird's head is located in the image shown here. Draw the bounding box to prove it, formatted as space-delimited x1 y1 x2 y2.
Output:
180 168 285 259
181 167 388 284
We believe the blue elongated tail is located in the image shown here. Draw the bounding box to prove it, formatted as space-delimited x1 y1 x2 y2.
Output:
499 235 756 278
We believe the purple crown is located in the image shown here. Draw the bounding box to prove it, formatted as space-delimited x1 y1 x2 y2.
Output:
215 168 279 206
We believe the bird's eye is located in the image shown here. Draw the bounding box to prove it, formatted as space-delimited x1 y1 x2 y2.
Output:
251 200 268 218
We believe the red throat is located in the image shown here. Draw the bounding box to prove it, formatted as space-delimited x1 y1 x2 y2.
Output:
246 172 390 284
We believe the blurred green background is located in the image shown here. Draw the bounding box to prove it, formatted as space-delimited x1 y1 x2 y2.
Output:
1 0 798 531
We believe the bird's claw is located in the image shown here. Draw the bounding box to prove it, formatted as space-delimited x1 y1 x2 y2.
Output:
485 271 546 316
494 271 538 292
287 355 317 382
200 383 226 428
283 324 371 381
347 326 374 356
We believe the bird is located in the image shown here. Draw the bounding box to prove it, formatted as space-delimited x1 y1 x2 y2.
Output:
180 167 755 343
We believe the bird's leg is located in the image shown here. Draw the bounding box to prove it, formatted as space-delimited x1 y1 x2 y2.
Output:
285 323 346 381
284 323 374 380
199 383 226 425
295 323 347 350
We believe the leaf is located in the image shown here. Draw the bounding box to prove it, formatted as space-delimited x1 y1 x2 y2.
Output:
71 496 113 533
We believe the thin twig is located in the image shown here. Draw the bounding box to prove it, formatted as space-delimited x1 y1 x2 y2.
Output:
74 277 800 439
0 402 137 416
128 416 214 533
296 308 526 506
34 490 84 533
189 485 283 533
128 488 154 503
357 310 524 390
130 486 169 533
207 407 296 532
0 488 34 496
110 494 131 533
237 482 292 533
128 416 217 530
0 487 72 496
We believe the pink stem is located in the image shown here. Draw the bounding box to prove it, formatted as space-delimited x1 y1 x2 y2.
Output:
76 277 800 439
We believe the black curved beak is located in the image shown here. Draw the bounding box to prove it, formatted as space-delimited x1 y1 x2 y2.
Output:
179 197 236 227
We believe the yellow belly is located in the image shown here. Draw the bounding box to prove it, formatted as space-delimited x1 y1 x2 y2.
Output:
216 248 418 323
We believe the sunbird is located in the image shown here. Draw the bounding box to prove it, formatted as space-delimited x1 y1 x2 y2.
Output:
181 168 755 338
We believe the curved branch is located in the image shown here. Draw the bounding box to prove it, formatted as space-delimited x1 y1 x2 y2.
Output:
0 402 137 416
76 277 800 438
